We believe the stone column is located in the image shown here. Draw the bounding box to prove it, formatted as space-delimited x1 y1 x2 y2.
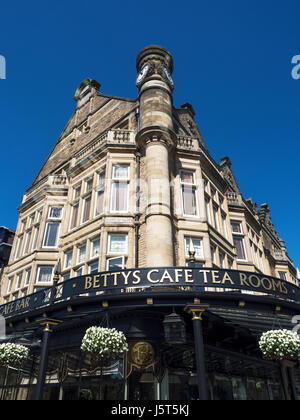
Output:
136 45 176 267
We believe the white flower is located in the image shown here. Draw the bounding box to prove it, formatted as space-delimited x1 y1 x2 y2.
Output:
259 329 300 361
0 343 29 368
81 327 128 360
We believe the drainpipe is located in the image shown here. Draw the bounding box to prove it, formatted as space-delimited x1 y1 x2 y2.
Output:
135 107 140 268
135 150 141 268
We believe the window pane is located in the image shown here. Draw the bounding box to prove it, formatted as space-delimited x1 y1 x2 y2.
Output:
78 244 86 263
95 190 104 215
43 222 60 247
49 207 63 219
278 272 287 280
107 257 125 271
109 234 127 254
185 238 203 258
86 178 93 192
65 250 73 268
213 207 219 230
180 171 194 184
16 274 22 289
70 204 79 229
111 182 128 212
82 195 91 223
91 238 100 258
233 236 246 260
24 230 32 254
25 269 31 286
231 221 242 233
89 262 98 274
182 186 197 216
37 267 53 283
113 165 129 180
32 226 39 250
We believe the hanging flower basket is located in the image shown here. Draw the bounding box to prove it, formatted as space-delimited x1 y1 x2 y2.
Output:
0 343 29 368
81 327 128 361
259 329 300 361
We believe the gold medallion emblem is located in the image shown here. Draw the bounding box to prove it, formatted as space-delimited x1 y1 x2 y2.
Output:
131 342 155 366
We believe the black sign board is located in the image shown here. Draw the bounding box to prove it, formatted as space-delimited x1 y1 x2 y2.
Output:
1 268 299 319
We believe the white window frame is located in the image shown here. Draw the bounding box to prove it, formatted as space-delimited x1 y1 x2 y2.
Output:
7 278 14 294
64 249 73 269
184 237 204 259
106 256 125 271
95 169 106 217
88 261 99 274
233 236 247 262
81 194 92 224
91 237 101 259
16 272 23 290
180 170 198 217
70 203 79 231
36 266 54 284
110 165 130 214
77 243 87 264
108 233 128 255
43 221 60 248
48 206 63 220
213 205 220 231
24 268 31 286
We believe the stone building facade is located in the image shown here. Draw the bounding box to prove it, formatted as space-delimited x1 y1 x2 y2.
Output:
1 46 296 304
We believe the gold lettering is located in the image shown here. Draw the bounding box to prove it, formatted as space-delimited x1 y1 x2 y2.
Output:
261 277 272 291
185 269 194 283
85 277 92 290
212 271 221 284
239 273 250 287
147 270 160 283
222 272 234 285
281 282 288 295
174 269 183 283
121 271 132 285
199 270 210 284
249 275 261 288
160 270 174 283
112 272 121 286
272 279 282 293
93 275 101 289
102 273 109 287
132 270 141 285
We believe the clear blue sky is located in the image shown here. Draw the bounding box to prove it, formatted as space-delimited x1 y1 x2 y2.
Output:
0 0 299 267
